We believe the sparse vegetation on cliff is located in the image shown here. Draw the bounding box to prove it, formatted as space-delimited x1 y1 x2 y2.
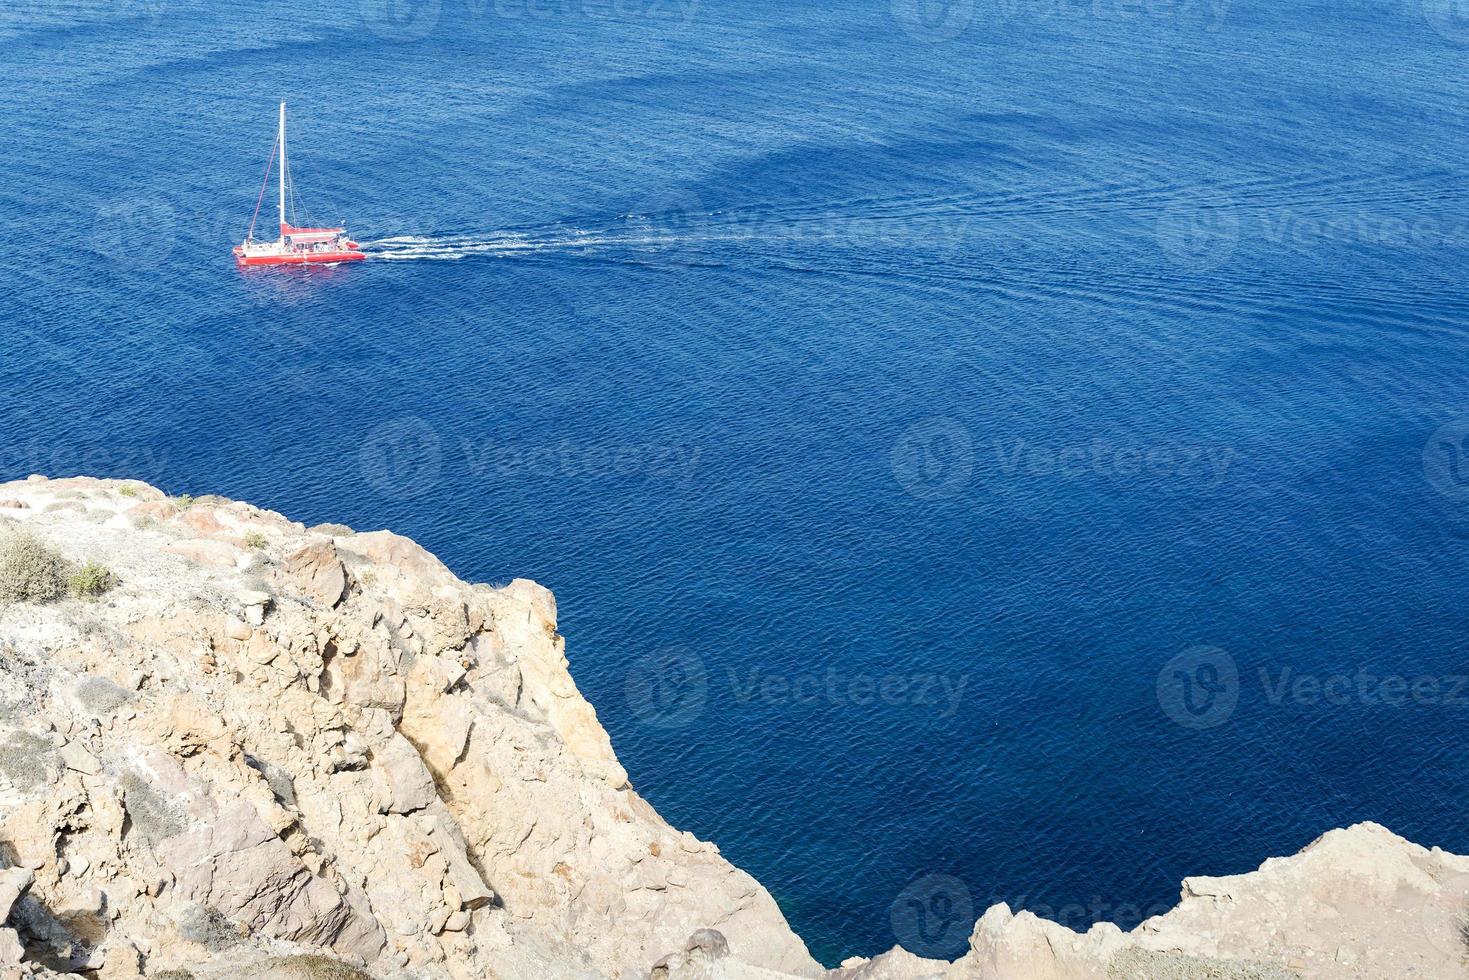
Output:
68 559 118 599
269 955 374 980
0 532 69 604
0 531 118 605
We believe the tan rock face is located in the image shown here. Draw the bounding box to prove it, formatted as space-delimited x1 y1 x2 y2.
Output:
0 477 818 979
0 476 1466 980
284 539 349 608
839 828 1469 980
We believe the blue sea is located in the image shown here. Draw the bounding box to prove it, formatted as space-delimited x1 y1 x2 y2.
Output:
6 0 1469 965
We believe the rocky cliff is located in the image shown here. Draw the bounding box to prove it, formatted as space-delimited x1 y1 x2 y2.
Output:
0 476 1464 980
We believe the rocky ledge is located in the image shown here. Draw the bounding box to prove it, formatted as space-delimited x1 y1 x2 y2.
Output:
0 476 1464 980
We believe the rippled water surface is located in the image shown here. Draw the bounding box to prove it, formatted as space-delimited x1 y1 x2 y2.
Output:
6 0 1469 964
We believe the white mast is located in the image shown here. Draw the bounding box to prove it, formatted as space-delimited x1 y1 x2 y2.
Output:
278 101 287 240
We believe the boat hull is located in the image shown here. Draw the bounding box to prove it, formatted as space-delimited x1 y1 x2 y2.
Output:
234 249 366 267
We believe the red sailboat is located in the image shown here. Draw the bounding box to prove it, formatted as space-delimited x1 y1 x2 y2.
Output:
234 103 365 267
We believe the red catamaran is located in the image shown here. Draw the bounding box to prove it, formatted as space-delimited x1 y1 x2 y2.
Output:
234 103 365 267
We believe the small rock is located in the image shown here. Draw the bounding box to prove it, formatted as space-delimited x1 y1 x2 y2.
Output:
101 938 143 978
685 928 729 959
376 734 438 815
0 500 28 509
224 617 252 641
162 539 237 568
284 540 349 607
181 508 225 535
443 910 470 932
0 868 33 919
75 886 105 913
0 927 22 966
60 741 101 775
244 631 278 665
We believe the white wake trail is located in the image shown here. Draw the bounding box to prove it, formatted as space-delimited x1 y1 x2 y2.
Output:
359 226 701 262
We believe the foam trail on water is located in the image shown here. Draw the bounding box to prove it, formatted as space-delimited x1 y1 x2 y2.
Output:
359 224 703 261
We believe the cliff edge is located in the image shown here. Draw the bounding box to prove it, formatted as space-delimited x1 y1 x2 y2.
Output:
0 476 1464 980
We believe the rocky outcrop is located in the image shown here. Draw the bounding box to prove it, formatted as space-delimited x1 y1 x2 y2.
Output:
838 820 1469 980
0 476 817 978
0 475 1465 980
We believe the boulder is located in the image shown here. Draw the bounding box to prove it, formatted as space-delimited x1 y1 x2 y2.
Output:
284 540 348 607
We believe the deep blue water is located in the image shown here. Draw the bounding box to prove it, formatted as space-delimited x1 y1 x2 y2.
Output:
6 0 1469 966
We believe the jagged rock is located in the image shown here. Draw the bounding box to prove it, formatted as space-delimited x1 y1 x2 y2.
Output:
0 867 34 920
374 732 437 815
59 739 101 775
284 540 348 608
163 789 386 960
961 904 1123 979
0 927 22 966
